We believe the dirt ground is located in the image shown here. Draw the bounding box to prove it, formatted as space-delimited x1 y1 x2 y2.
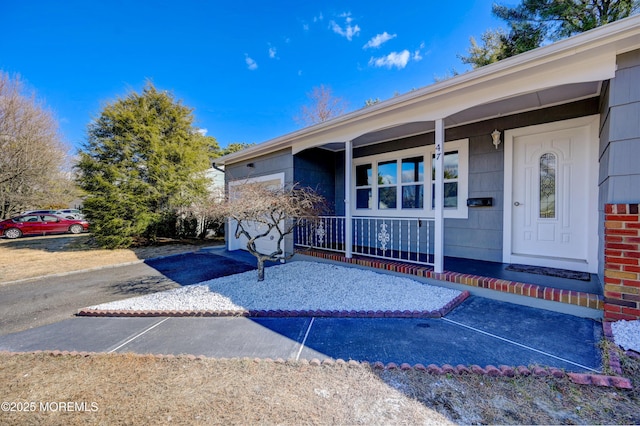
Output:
1 234 639 424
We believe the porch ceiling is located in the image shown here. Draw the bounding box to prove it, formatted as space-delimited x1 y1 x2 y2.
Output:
314 81 601 152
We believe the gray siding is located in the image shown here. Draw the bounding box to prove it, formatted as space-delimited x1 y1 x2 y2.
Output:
294 148 337 214
598 49 640 285
225 148 294 184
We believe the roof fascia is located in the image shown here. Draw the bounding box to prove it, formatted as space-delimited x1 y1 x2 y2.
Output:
217 15 640 165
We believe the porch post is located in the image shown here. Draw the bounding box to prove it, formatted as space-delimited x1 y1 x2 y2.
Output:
344 139 353 258
434 119 445 273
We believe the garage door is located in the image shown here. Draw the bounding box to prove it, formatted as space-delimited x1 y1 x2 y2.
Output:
227 173 285 255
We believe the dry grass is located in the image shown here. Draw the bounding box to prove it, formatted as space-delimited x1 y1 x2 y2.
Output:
0 353 452 425
1 352 639 425
0 235 220 283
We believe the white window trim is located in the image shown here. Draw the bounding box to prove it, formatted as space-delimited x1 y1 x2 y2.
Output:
351 139 469 219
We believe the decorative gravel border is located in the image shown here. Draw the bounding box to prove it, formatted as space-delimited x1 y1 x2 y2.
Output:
301 249 604 310
0 350 632 390
77 290 470 318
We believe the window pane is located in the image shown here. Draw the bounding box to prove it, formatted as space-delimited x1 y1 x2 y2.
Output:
356 188 372 209
401 157 424 183
378 187 397 209
356 164 372 186
431 151 459 180
378 160 397 185
402 184 423 209
539 153 556 218
431 183 458 209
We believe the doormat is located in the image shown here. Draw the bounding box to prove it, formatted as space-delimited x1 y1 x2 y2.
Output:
505 264 591 281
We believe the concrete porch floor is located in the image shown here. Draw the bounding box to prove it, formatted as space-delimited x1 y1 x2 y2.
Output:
296 249 604 319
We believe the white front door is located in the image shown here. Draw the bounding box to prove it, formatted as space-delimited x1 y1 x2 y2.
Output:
504 117 598 272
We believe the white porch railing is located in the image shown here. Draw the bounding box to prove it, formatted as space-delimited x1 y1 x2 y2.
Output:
295 216 435 266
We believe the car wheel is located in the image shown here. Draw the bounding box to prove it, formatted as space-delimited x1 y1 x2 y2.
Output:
4 228 22 239
69 224 84 234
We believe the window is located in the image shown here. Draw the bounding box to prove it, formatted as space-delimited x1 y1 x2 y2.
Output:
352 139 468 218
355 163 372 209
539 153 556 218
431 151 459 209
377 160 397 209
401 157 424 209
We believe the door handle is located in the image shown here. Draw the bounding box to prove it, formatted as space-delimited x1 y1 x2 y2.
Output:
514 202 521 206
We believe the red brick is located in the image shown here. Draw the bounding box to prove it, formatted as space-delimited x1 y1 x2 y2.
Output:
617 204 629 213
606 263 622 271
605 249 623 257
604 276 622 285
568 373 592 385
609 376 633 389
605 204 615 214
622 280 640 288
621 306 640 317
606 214 637 221
628 222 640 229
604 303 622 313
606 235 625 243
626 251 640 259
590 375 612 387
608 257 639 266
624 265 640 273
605 291 622 299
606 243 639 251
605 311 638 321
606 229 639 236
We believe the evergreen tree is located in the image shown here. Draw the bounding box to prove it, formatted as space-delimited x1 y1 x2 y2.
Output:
460 0 639 68
76 83 216 248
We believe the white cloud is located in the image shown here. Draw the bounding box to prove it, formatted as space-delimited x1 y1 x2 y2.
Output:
329 12 360 41
268 46 277 59
197 128 208 136
369 50 411 69
363 32 396 49
245 54 258 70
314 13 323 22
303 23 309 31
413 50 423 61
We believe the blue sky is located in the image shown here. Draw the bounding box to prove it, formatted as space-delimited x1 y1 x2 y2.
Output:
1 1 510 151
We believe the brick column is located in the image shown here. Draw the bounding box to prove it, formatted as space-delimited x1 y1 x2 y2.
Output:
604 204 640 321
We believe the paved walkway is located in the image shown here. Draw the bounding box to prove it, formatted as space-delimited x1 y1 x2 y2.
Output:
0 249 604 373
0 297 603 372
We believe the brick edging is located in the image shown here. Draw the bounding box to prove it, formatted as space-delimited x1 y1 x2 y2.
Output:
0 350 631 390
300 249 603 310
77 291 470 319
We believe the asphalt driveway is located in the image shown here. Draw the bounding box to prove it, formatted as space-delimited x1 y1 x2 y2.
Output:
0 248 603 373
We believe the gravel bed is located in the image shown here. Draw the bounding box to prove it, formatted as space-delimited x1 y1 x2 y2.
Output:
89 261 462 313
611 320 640 353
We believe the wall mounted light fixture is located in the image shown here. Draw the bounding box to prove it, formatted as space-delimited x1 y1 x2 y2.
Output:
491 129 501 150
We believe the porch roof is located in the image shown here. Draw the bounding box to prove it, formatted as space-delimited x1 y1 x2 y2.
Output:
215 15 640 166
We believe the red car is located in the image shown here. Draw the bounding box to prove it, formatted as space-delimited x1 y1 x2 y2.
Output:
0 214 89 239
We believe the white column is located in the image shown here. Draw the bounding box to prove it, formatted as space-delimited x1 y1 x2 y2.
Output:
434 119 445 273
344 140 353 258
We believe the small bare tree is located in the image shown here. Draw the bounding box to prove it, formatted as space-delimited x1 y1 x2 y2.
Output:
0 72 74 219
215 182 325 281
294 85 348 126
